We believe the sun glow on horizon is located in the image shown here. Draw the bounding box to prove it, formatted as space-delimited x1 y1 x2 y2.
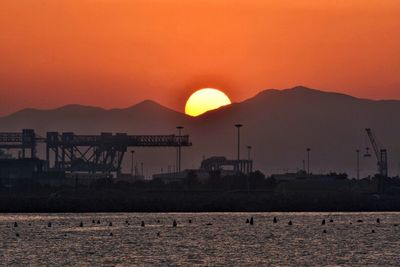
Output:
185 88 231 117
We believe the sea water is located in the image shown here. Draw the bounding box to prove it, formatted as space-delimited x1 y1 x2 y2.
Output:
1 212 399 266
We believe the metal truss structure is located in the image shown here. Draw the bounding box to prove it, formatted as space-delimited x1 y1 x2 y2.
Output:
0 129 191 175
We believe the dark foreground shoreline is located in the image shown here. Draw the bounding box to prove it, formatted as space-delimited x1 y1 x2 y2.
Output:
1 188 400 213
2 173 400 212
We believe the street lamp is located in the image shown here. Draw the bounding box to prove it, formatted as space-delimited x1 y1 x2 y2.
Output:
247 145 252 160
176 126 184 172
234 124 243 162
130 150 135 176
246 145 252 193
306 148 311 175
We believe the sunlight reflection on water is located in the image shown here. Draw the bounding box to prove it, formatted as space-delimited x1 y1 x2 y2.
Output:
1 212 400 266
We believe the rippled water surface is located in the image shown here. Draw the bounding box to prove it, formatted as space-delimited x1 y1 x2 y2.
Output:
1 212 400 266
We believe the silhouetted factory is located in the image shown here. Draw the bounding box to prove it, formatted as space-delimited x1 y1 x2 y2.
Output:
153 156 253 183
0 128 260 187
0 128 387 195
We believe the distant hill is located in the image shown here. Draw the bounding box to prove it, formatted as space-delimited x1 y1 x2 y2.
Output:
0 100 190 134
1 86 400 177
190 86 400 177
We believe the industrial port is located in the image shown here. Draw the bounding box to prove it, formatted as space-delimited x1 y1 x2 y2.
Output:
0 129 192 186
1 127 400 212
0 127 394 191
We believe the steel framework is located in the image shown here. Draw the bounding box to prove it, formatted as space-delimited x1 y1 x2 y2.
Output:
0 129 191 176
365 128 388 177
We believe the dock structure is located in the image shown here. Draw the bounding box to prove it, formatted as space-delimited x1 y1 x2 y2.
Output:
0 129 191 176
200 156 253 174
0 129 37 158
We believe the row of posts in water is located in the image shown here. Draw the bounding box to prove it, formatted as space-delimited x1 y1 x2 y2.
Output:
11 216 395 237
12 219 179 228
11 216 387 228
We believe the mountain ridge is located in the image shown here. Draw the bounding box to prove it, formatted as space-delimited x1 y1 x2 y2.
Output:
4 86 399 119
1 86 400 178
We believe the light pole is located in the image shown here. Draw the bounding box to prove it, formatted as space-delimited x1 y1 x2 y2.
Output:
247 145 252 160
130 150 135 176
306 148 311 175
246 145 252 194
356 149 360 179
176 126 183 172
234 124 243 173
235 124 243 161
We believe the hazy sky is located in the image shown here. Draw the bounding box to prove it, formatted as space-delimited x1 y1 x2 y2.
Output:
0 0 399 116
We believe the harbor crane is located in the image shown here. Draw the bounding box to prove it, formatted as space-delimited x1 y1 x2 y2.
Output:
364 128 388 177
0 129 191 177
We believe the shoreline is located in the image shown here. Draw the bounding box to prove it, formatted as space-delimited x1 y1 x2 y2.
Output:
1 189 400 213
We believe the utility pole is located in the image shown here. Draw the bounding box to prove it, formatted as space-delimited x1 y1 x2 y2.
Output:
176 126 183 172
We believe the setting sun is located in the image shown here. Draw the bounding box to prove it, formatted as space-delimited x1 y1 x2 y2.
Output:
185 88 231 116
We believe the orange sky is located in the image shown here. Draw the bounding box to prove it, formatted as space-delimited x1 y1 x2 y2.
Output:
0 0 399 116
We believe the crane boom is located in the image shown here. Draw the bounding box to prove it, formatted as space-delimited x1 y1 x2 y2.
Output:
365 128 388 177
365 128 380 161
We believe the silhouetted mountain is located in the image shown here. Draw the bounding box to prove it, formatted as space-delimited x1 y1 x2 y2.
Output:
191 86 400 177
0 100 189 134
1 86 400 177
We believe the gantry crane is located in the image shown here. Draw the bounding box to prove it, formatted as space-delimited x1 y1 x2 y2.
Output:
364 128 388 177
0 129 192 176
